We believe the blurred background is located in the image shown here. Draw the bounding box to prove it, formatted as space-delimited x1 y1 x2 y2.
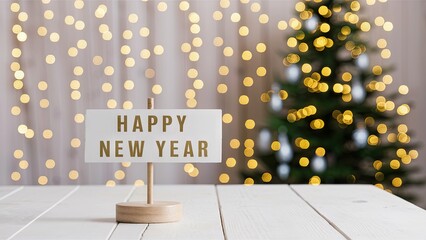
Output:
1 0 426 206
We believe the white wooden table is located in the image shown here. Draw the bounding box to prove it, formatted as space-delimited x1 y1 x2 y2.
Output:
1 185 426 240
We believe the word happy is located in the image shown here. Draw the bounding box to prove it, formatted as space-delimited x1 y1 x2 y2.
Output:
116 115 187 133
99 114 208 158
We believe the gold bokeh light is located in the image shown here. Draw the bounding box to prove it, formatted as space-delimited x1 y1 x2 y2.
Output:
5 0 416 188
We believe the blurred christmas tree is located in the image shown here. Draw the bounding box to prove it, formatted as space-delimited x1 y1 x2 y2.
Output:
247 0 420 198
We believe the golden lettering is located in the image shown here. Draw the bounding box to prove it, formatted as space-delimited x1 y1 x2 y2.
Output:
100 140 110 157
163 115 172 132
148 115 158 132
132 115 143 132
183 141 194 157
117 115 127 132
156 141 165 157
129 141 144 157
177 115 186 132
198 141 208 157
170 140 178 157
115 140 123 157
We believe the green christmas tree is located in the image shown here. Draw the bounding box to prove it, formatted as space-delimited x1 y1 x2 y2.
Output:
247 0 420 198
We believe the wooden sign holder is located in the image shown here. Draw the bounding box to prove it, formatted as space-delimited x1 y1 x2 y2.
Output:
116 98 182 223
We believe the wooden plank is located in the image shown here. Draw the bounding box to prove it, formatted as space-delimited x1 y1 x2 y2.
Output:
292 184 426 240
217 185 345 240
11 186 135 240
0 186 77 240
0 186 22 200
111 185 224 240
109 223 147 240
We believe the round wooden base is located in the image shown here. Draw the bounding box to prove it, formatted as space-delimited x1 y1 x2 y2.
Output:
116 201 182 223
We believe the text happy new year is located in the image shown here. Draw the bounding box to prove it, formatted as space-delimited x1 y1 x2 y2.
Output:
85 109 222 163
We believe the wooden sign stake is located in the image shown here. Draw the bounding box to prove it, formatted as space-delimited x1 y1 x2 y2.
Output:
116 98 182 223
147 162 153 204
147 97 154 205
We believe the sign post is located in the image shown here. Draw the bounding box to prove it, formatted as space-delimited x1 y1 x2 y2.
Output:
85 98 222 223
147 97 154 205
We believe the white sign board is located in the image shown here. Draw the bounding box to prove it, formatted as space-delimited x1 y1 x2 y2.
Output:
85 109 222 163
